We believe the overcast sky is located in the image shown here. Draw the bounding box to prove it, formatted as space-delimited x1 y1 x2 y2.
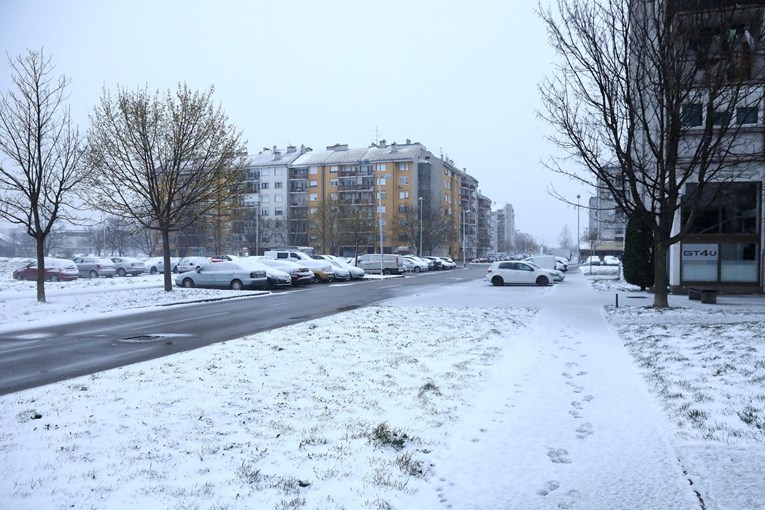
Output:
0 0 589 247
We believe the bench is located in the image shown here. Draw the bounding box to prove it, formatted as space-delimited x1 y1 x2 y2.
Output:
688 287 717 304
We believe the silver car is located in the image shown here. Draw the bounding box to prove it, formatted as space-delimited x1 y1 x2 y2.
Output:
111 256 146 276
72 257 116 278
174 261 267 290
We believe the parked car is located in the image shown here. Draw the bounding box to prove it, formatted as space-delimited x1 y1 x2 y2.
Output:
251 256 315 286
176 256 211 273
324 255 365 279
554 257 569 272
174 261 267 290
354 254 405 275
484 260 557 286
603 255 621 266
110 256 146 277
312 255 353 281
403 255 429 273
13 257 79 282
144 256 179 274
526 261 565 282
72 257 116 278
525 255 560 272
421 256 443 270
237 258 292 288
264 250 335 282
583 255 602 266
436 256 457 269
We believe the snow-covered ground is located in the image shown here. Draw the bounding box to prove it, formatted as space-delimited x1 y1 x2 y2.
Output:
0 258 763 509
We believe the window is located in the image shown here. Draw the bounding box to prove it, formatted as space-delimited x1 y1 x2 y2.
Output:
683 182 760 234
377 177 388 186
309 193 318 201
377 191 386 200
377 205 386 214
274 168 283 176
274 181 283 189
330 193 338 200
712 110 732 126
737 106 758 125
399 205 409 213
330 179 338 187
376 164 387 172
330 166 339 173
309 207 318 214
260 208 270 216
721 243 758 282
682 103 703 127
260 195 270 203
275 194 283 202
260 182 269 190
261 168 270 176
310 180 318 188
309 166 318 175
399 176 409 185
275 208 284 216
399 163 409 171
399 191 409 199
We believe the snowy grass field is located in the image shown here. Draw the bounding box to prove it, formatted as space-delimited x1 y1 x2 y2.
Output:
0 257 763 509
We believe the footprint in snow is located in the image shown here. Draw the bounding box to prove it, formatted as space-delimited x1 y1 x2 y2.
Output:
557 489 582 509
576 422 594 439
565 361 579 368
565 381 584 393
562 372 573 379
547 448 572 464
537 480 561 496
583 394 594 402
571 401 583 410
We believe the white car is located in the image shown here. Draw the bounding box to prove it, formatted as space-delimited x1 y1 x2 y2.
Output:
144 256 179 274
583 255 602 266
237 258 292 288
321 255 365 279
603 256 621 266
403 255 429 273
250 256 315 286
526 261 565 282
484 260 557 286
176 256 211 273
174 261 267 290
437 256 457 269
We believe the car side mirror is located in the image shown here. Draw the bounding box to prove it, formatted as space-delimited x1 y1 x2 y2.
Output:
196 267 202 273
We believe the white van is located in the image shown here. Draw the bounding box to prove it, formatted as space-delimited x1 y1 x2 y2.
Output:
355 254 405 275
525 255 561 271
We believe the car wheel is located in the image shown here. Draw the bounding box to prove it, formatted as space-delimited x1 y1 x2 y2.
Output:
313 275 321 283
150 267 158 275
230 279 244 291
49 275 59 282
413 266 421 273
491 275 504 286
117 268 127 277
382 268 392 275
181 278 195 288
89 270 98 278
536 275 550 286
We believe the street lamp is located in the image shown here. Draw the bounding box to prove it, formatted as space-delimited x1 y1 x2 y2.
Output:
377 172 392 274
576 194 581 263
418 196 423 257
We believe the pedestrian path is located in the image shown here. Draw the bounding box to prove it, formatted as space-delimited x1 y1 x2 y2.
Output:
391 271 700 510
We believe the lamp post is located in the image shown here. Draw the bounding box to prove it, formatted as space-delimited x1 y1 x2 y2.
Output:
461 209 467 267
418 196 423 257
377 172 392 274
576 194 581 263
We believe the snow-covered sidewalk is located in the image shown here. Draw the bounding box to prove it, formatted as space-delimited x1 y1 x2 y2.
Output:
391 273 699 509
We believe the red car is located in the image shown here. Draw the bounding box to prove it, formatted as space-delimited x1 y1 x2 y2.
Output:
13 258 80 282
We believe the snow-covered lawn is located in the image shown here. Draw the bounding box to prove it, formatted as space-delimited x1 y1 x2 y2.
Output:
0 258 763 509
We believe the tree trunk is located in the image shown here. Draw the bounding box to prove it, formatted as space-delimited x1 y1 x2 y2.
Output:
652 242 670 308
36 237 46 303
162 230 173 292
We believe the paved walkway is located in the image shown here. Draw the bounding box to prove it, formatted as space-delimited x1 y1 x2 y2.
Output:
391 270 701 510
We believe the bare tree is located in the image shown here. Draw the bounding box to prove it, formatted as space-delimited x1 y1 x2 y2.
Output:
85 223 106 255
133 221 162 257
557 225 573 251
539 0 764 307
338 197 374 258
86 83 247 291
104 215 135 256
0 49 85 302
311 196 341 254
420 203 456 256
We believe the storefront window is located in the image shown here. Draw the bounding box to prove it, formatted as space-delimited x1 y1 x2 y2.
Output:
683 182 761 234
681 243 718 281
720 243 759 282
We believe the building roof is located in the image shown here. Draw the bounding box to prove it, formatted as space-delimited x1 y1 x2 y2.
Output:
291 141 431 167
247 145 309 167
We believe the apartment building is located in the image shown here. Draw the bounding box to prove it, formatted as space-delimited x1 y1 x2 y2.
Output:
664 1 765 293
